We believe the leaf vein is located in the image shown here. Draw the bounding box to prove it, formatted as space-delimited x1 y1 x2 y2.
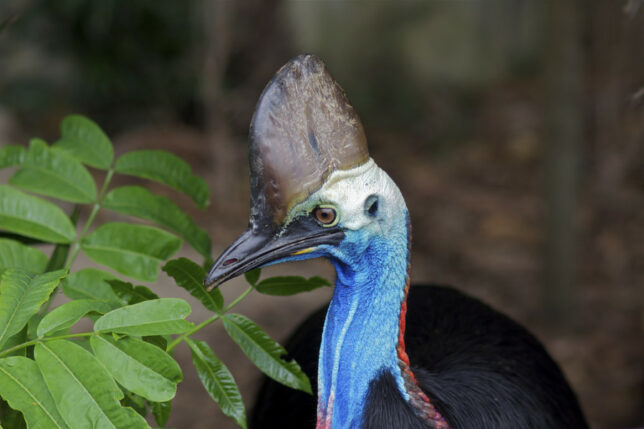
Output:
0 365 65 428
39 343 116 428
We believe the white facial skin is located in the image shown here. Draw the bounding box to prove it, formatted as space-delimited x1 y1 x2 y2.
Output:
285 159 408 239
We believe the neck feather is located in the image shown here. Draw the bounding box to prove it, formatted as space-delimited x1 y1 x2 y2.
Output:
316 214 450 428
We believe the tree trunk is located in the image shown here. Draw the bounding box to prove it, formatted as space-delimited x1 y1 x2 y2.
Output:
541 0 583 328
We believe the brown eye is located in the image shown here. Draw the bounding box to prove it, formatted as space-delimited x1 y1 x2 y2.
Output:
313 206 337 226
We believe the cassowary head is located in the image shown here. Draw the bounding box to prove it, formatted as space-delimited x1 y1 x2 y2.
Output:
205 54 407 290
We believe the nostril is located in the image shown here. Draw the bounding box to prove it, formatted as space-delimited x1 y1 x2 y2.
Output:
223 258 238 266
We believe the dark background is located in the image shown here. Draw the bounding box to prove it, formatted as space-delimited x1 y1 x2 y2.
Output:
1 1 643 428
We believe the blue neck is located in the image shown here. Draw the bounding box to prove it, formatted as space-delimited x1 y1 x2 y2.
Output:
317 214 410 428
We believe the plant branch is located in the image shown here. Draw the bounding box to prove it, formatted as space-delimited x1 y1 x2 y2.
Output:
0 332 94 358
65 168 115 270
166 285 254 352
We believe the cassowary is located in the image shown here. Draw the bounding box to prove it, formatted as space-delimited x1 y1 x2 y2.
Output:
205 54 588 429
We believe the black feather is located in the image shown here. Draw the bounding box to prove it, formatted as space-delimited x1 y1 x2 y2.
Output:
362 371 430 429
250 285 588 429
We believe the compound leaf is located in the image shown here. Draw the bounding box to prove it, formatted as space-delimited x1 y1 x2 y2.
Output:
255 276 331 296
107 280 158 305
244 269 261 287
0 185 76 243
37 300 120 337
0 238 47 273
61 268 120 302
103 186 210 257
114 150 209 208
222 314 311 393
94 298 193 336
53 115 114 169
150 400 171 428
91 335 182 402
0 145 25 169
81 223 181 282
187 339 246 429
162 258 222 313
0 269 67 349
10 139 97 203
0 356 69 429
34 340 149 428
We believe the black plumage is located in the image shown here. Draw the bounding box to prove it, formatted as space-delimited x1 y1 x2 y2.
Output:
251 285 588 429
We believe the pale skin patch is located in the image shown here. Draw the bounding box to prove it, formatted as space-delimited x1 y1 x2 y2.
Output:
284 158 408 235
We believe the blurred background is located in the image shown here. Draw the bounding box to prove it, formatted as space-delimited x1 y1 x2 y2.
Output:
1 0 643 428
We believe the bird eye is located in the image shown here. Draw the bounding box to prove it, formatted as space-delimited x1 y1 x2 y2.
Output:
313 206 337 226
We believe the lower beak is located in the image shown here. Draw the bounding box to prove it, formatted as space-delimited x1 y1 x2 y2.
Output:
204 219 344 290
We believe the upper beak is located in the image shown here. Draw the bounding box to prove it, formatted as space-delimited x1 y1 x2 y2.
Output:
204 218 344 290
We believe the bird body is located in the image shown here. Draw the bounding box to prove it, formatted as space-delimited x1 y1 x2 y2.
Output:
252 285 588 429
205 55 589 429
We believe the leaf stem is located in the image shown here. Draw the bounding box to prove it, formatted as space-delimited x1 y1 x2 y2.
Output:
65 168 114 269
223 285 255 313
41 207 81 314
166 285 254 352
0 332 94 358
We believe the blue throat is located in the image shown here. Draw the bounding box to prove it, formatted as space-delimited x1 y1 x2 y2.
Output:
317 212 410 428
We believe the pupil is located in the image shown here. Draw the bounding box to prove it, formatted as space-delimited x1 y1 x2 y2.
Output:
315 207 335 224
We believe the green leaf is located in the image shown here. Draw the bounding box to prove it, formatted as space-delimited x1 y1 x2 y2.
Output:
121 389 146 417
37 300 120 337
142 335 169 351
53 115 114 169
0 238 47 273
114 150 209 208
187 339 246 429
255 275 331 296
202 257 214 273
26 313 44 340
81 223 182 282
45 243 70 272
0 185 76 243
10 139 97 203
61 268 120 302
0 357 70 429
103 186 211 257
91 335 182 402
150 401 171 428
107 280 158 305
244 269 261 286
222 314 311 393
0 232 42 245
0 145 25 169
45 245 69 274
0 269 67 349
94 298 193 336
162 258 222 312
44 206 79 273
34 340 149 428
2 326 27 357
0 398 27 429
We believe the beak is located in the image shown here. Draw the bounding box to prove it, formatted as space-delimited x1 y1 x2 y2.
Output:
204 217 344 290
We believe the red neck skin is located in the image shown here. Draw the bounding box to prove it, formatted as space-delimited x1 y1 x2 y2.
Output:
396 225 452 429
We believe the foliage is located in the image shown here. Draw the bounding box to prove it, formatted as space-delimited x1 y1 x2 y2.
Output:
0 115 331 428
